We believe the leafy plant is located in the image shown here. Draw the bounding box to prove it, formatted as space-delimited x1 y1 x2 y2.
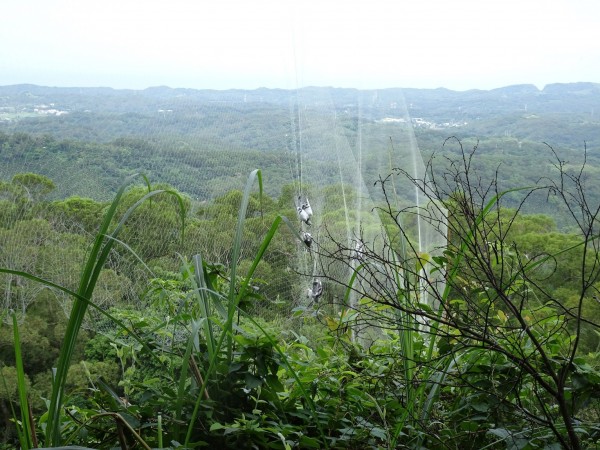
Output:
1 174 187 447
308 140 600 449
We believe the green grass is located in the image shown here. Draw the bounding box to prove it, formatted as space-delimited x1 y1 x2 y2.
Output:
11 313 35 449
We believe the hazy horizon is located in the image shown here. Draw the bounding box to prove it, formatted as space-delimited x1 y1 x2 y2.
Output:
2 0 599 92
1 80 597 93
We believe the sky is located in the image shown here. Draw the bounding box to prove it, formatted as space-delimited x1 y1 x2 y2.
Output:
1 0 599 91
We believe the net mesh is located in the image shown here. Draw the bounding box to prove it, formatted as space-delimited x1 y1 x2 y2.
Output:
0 83 447 341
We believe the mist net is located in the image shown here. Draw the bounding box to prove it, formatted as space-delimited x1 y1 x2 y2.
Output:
0 84 446 343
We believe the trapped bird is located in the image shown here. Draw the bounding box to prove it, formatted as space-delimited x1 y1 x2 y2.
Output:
297 206 311 225
302 197 313 217
302 231 313 248
351 239 365 262
297 196 313 223
307 279 323 302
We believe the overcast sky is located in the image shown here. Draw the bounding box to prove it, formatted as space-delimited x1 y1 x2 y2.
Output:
1 0 598 91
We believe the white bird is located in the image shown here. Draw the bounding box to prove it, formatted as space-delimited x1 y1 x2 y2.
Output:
297 206 311 225
302 197 313 217
308 279 323 302
302 232 313 248
352 240 365 262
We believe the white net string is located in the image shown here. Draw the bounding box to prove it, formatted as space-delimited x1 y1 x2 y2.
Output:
0 83 446 342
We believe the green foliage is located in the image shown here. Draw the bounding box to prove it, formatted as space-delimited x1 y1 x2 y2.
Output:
47 196 106 233
11 173 55 201
0 312 61 376
6 84 600 449
1 161 599 449
0 366 30 402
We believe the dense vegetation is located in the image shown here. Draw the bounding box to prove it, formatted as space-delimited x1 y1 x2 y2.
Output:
1 84 599 449
1 159 599 449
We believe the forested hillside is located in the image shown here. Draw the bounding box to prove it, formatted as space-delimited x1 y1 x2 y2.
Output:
1 83 600 213
1 84 599 449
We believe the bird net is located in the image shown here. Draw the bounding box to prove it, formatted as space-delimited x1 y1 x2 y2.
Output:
0 84 447 343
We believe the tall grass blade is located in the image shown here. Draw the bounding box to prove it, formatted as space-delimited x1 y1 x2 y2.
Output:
191 254 217 359
45 176 186 446
185 198 292 448
183 214 305 447
45 173 138 445
173 319 203 441
226 168 262 361
12 313 34 449
157 412 163 449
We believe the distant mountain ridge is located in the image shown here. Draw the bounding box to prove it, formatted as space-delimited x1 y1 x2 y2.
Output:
1 82 598 118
